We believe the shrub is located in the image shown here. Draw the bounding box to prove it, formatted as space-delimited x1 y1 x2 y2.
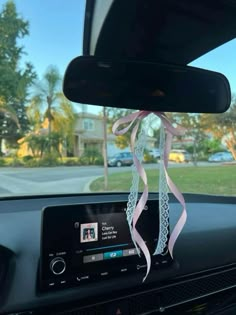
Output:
196 152 209 161
37 154 61 167
143 152 157 163
8 157 24 167
62 157 81 166
22 155 34 163
94 155 103 165
80 149 103 165
0 158 6 167
24 158 40 167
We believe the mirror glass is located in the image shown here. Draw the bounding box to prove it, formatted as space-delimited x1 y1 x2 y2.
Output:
63 56 231 113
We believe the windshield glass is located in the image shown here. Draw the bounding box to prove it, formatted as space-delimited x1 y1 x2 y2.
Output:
0 0 235 197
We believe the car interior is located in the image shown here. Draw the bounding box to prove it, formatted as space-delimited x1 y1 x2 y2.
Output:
1 0 236 314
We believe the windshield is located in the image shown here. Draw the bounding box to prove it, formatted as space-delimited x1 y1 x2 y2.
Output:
0 0 235 198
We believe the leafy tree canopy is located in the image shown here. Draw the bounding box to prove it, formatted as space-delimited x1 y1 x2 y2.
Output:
0 0 36 153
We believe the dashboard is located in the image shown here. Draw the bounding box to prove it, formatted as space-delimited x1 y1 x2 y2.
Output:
0 193 236 314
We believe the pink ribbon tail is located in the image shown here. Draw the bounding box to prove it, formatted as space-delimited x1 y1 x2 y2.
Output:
113 110 187 280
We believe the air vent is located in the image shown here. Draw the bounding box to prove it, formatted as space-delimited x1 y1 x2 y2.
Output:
161 267 236 308
51 265 236 315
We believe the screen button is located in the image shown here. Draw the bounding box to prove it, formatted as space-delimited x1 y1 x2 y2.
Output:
104 250 123 260
123 248 138 257
76 274 91 282
137 264 147 270
60 280 66 284
154 261 160 268
120 268 128 273
83 253 103 263
48 282 55 287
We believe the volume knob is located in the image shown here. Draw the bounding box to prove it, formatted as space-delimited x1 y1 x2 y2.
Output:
50 257 66 275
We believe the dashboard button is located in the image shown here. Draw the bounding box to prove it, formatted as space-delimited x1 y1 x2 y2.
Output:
154 261 160 268
100 271 109 277
75 274 92 284
50 257 66 275
77 275 90 281
83 253 103 263
162 260 168 265
48 282 55 287
60 280 67 284
123 248 138 257
136 264 147 271
104 250 123 260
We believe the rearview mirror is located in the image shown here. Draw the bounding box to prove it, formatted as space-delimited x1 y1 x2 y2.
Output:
63 56 231 113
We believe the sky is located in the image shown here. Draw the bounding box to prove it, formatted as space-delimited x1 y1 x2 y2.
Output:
190 39 236 95
9 0 86 78
1 0 236 113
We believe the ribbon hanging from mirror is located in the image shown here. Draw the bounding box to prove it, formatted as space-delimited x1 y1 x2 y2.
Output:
112 111 187 281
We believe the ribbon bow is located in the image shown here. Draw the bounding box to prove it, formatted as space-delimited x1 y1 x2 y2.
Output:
112 110 187 281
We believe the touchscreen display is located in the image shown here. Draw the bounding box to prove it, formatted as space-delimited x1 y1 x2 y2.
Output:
41 200 168 288
70 201 162 276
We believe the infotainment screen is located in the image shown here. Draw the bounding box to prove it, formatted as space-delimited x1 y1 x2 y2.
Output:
40 200 171 291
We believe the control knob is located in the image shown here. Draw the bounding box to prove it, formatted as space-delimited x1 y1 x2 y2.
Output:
50 257 66 275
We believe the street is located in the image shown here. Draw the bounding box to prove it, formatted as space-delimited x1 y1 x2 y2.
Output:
0 162 218 197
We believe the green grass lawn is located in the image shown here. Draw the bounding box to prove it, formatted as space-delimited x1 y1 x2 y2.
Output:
90 165 236 196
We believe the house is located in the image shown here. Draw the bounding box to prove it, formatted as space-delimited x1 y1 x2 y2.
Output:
172 136 195 148
73 113 156 157
17 112 156 158
73 112 114 156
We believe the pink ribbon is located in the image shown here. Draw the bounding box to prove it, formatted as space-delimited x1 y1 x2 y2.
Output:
112 110 187 280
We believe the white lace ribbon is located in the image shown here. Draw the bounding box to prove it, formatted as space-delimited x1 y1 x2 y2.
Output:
126 127 146 256
154 122 169 255
112 110 187 281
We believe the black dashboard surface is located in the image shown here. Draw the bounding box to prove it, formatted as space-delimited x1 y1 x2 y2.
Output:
0 193 236 314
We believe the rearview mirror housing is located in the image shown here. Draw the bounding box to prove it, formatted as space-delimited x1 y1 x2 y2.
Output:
63 56 231 113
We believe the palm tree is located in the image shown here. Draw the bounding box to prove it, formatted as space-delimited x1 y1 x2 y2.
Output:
49 93 77 155
34 66 61 136
27 66 76 156
26 95 42 131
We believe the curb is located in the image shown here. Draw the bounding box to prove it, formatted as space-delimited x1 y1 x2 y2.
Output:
83 176 103 193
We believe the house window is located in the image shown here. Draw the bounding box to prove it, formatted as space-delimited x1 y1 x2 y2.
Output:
83 118 94 131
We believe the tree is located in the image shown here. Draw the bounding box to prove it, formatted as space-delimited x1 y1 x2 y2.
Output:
107 107 136 149
25 134 48 158
31 66 61 137
150 126 161 147
27 67 76 156
168 113 206 165
0 97 19 128
49 94 77 155
102 107 108 190
201 96 236 160
198 138 223 155
0 1 36 155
